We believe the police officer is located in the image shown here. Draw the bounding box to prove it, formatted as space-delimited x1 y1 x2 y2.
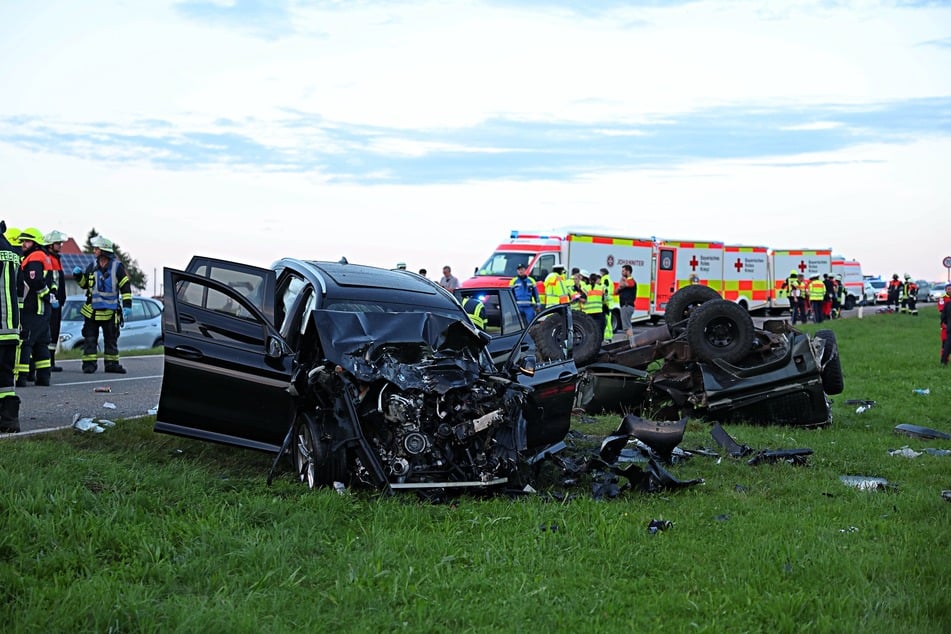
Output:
509 263 539 324
74 236 132 374
16 228 53 387
0 221 21 432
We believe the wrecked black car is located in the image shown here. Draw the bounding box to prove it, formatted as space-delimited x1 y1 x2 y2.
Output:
459 285 843 427
155 257 583 491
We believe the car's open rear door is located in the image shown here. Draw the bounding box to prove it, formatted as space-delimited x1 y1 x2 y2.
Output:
155 264 294 452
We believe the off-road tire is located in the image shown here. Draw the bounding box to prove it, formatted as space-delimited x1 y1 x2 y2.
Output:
686 299 754 363
529 310 601 366
665 285 722 336
816 329 844 395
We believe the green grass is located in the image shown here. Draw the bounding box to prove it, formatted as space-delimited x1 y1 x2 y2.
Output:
4 307 950 632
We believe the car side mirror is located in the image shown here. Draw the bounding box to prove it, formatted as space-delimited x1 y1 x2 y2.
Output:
518 355 536 377
266 335 286 359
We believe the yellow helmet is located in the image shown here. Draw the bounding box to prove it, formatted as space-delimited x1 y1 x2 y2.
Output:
3 226 21 247
18 227 45 246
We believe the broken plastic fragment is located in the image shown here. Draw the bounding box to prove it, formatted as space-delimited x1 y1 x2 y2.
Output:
147 405 158 415
912 388 930 395
942 491 951 503
888 446 922 458
102 402 116 409
838 526 859 533
846 399 876 414
333 481 347 495
840 475 890 491
647 519 671 534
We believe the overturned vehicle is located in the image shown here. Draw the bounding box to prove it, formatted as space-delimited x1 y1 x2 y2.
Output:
580 285 844 427
155 257 584 491
456 285 843 428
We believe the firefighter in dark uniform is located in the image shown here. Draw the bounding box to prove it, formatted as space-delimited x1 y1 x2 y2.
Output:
44 230 68 372
74 236 132 374
0 221 21 432
16 228 53 387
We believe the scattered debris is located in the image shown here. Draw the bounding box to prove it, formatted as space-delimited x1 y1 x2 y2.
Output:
710 422 813 465
102 402 117 409
838 526 859 533
714 514 730 522
600 414 687 464
893 424 951 440
840 475 892 491
647 519 672 534
889 446 922 458
147 405 158 415
942 491 951 503
72 414 104 433
845 399 876 414
93 386 111 393
922 448 951 457
912 388 930 395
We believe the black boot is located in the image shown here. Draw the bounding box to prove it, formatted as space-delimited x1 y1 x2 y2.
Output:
0 395 20 433
82 363 97 374
104 363 127 374
15 376 28 388
50 351 63 372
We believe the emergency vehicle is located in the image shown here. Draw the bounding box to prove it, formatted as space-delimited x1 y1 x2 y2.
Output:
651 241 770 316
461 230 656 323
828 257 864 309
769 248 833 311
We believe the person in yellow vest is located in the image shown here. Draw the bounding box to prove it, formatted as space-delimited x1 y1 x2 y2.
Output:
900 274 918 316
599 267 617 341
461 296 486 330
543 263 570 307
583 271 606 339
808 275 826 324
0 221 21 433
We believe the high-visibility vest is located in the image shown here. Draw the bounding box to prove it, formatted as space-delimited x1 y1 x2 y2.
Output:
600 273 617 309
583 282 604 315
808 279 825 301
543 273 570 307
462 297 486 329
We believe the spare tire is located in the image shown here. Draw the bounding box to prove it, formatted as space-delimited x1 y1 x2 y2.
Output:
686 299 754 363
528 310 601 366
816 329 844 395
665 285 722 336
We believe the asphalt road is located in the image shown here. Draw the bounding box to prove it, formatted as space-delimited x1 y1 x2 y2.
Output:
9 354 164 434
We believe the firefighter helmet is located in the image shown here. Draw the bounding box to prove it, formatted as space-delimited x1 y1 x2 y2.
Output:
18 227 45 246
790 269 798 276
3 227 21 247
551 261 566 272
44 229 68 244
904 273 911 280
892 273 899 280
91 235 114 253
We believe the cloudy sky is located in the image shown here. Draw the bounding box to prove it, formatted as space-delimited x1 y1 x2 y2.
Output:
1 0 949 294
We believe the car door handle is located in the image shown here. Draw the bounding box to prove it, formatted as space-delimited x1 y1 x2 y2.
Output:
558 372 575 382
180 313 197 324
173 346 204 361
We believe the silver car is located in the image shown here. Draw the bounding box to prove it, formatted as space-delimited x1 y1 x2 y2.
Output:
58 295 164 351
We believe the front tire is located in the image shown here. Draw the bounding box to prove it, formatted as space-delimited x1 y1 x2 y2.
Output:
292 415 347 488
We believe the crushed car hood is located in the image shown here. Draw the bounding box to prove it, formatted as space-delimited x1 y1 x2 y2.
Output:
312 310 490 393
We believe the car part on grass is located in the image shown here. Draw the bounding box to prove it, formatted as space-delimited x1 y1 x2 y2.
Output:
647 519 672 534
599 414 687 464
846 399 876 414
922 448 951 456
840 475 894 491
912 388 930 395
893 423 951 440
888 446 922 458
710 422 812 465
942 490 951 502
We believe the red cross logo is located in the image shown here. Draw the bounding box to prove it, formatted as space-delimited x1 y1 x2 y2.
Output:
689 255 699 271
734 258 743 272
798 260 807 273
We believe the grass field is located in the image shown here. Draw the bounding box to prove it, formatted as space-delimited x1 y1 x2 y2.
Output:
3 307 950 632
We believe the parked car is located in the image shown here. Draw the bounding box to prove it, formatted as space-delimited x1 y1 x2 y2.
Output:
930 282 948 302
915 280 932 303
155 256 582 491
867 279 888 304
58 295 164 351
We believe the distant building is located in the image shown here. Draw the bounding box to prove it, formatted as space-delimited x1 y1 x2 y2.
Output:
59 237 95 297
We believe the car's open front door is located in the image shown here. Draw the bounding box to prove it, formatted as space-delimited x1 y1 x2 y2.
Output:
155 265 294 452
505 304 578 449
